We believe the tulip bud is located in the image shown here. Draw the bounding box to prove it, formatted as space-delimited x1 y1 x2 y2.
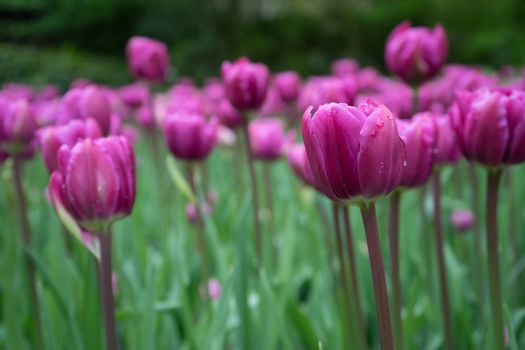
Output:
207 278 222 300
331 58 359 77
249 118 287 161
118 82 150 108
221 57 270 111
274 71 301 103
126 36 170 83
302 101 406 203
297 77 350 112
38 119 102 173
163 113 218 161
450 88 525 167
216 99 243 129
61 86 112 135
433 115 460 164
49 136 136 233
0 99 37 156
385 21 448 84
397 113 437 188
286 143 317 188
450 209 475 232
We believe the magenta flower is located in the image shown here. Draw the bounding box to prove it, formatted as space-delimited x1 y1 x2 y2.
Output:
126 36 169 83
249 118 287 161
450 209 475 232
433 115 460 165
397 113 437 188
38 119 101 173
221 57 270 111
61 86 112 135
331 58 359 77
297 77 351 112
163 113 218 161
450 88 525 167
302 101 406 203
274 71 301 103
286 143 317 188
118 82 150 109
48 136 136 232
207 278 222 300
0 98 37 156
385 21 448 84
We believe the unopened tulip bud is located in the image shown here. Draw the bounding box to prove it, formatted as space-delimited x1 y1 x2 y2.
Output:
126 36 170 83
0 99 37 156
249 118 287 161
274 71 301 103
450 209 475 232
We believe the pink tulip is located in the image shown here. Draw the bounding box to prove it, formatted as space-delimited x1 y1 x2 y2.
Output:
126 36 170 83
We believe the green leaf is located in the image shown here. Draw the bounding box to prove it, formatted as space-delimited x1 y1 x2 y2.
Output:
166 156 195 203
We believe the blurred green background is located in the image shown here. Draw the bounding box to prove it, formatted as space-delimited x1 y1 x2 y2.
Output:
1 0 524 88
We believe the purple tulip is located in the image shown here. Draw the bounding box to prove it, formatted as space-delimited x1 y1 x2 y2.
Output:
215 99 243 129
397 113 437 188
286 143 317 188
297 77 351 112
249 118 287 161
259 85 286 117
0 83 35 101
0 98 37 156
332 58 359 77
61 86 112 135
450 209 475 232
274 71 301 103
48 136 136 232
38 119 102 173
385 21 448 84
450 88 525 166
302 101 406 203
118 82 151 108
163 113 219 161
126 36 170 83
221 57 270 111
433 115 460 164
207 278 222 300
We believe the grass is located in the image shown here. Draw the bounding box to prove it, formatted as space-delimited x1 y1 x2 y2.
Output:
1 130 525 349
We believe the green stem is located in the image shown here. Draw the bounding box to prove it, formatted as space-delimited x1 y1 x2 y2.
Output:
360 202 394 350
13 158 43 350
263 163 275 267
241 122 262 267
389 191 403 350
98 232 118 350
332 204 354 347
486 169 504 350
432 171 455 350
343 206 367 350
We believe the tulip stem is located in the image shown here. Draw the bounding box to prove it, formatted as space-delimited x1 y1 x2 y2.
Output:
12 158 43 350
360 202 394 350
187 164 210 284
432 170 455 350
343 206 367 350
332 204 355 348
412 86 419 115
388 191 403 350
98 232 118 350
241 123 263 267
262 163 275 266
486 169 504 350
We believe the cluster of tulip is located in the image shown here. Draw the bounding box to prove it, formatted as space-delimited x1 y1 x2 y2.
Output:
1 20 524 350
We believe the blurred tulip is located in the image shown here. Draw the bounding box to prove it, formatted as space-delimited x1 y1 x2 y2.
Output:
302 100 406 203
0 83 35 101
397 113 437 188
450 88 525 166
207 278 222 300
433 115 460 164
118 82 150 108
286 143 316 188
450 209 475 232
221 57 270 111
163 113 218 161
0 99 37 156
297 77 351 112
126 36 169 83
332 58 359 77
49 136 136 233
274 71 301 103
385 21 448 84
38 118 102 173
249 118 287 161
259 85 286 117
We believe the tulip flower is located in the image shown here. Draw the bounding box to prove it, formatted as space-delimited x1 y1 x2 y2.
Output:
385 21 448 85
118 82 150 109
450 209 475 232
49 136 135 350
248 118 287 161
221 57 270 112
331 58 359 77
126 36 169 83
449 88 525 350
286 143 316 188
0 99 37 158
274 71 301 103
297 77 351 113
303 100 406 350
162 113 218 161
38 119 102 173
